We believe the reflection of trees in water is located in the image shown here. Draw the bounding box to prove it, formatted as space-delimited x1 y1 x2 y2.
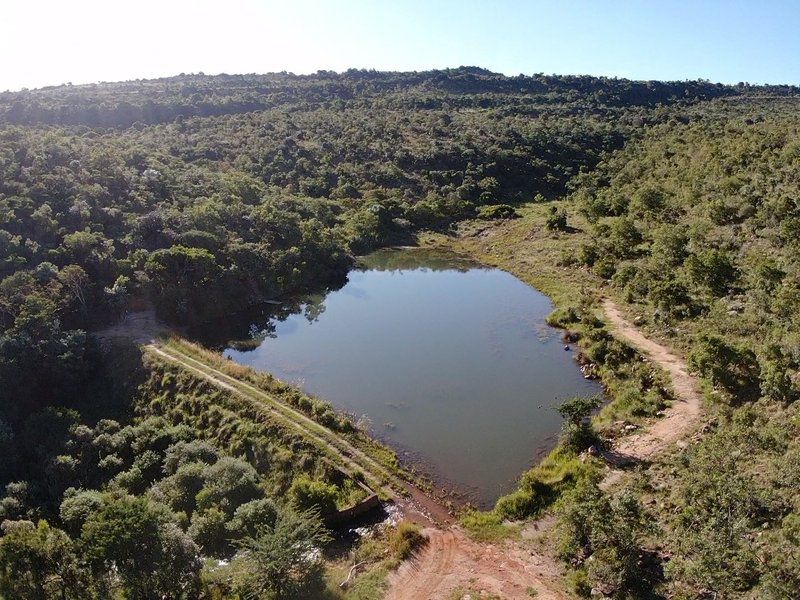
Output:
197 248 480 350
358 247 481 273
191 281 339 349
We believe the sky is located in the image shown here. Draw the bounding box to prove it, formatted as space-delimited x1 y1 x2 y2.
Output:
2 0 799 91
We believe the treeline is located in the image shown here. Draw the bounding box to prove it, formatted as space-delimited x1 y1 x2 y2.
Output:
0 68 751 128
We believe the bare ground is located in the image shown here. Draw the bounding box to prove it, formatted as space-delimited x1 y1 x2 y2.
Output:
93 308 165 345
599 299 702 473
387 526 566 600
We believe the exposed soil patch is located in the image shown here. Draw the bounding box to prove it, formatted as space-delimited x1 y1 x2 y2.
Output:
93 307 165 345
387 527 565 600
600 299 702 465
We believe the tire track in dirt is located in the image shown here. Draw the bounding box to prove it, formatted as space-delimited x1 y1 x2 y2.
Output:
387 528 565 600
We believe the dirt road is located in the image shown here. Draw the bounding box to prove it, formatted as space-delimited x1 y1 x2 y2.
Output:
600 298 702 461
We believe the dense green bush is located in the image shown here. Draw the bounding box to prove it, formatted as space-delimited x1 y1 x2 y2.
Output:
389 521 426 560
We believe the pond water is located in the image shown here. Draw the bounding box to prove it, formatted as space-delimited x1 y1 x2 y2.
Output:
222 248 601 506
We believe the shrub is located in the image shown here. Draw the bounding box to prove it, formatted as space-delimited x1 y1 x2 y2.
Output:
227 498 278 540
59 489 105 536
547 305 580 328
188 508 229 557
557 395 603 451
688 335 760 399
288 475 338 516
546 207 568 231
389 521 426 560
557 479 656 598
476 204 518 220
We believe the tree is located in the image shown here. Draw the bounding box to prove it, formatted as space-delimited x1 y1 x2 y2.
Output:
80 494 200 598
556 395 603 451
557 479 656 598
0 520 93 600
57 265 90 313
608 217 642 258
187 507 229 556
226 498 278 540
195 457 262 515
688 335 760 399
144 245 221 322
686 249 738 297
232 508 331 599
59 489 105 536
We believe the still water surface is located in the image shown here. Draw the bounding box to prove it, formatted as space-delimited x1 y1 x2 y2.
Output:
223 248 601 506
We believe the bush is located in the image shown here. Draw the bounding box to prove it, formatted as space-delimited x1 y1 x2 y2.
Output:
546 207 568 231
557 395 603 451
476 204 518 220
389 521 426 560
557 479 656 598
288 475 338 516
688 335 760 399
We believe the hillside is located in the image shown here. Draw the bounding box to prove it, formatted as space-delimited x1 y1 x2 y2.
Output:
0 69 798 599
441 92 800 598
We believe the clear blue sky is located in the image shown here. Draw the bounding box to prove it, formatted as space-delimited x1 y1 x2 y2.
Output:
3 0 799 91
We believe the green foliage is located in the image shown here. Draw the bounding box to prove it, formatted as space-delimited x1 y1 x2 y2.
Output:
81 494 201 598
557 477 657 599
460 510 513 542
188 507 230 556
685 248 738 297
494 449 594 520
2 70 800 598
59 488 105 536
545 206 569 231
288 475 339 516
195 456 262 516
232 508 331 600
688 335 760 399
388 521 426 560
0 520 92 600
476 204 518 220
557 395 603 451
226 498 278 540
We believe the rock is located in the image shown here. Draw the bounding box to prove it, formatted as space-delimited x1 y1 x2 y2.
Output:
588 444 600 456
